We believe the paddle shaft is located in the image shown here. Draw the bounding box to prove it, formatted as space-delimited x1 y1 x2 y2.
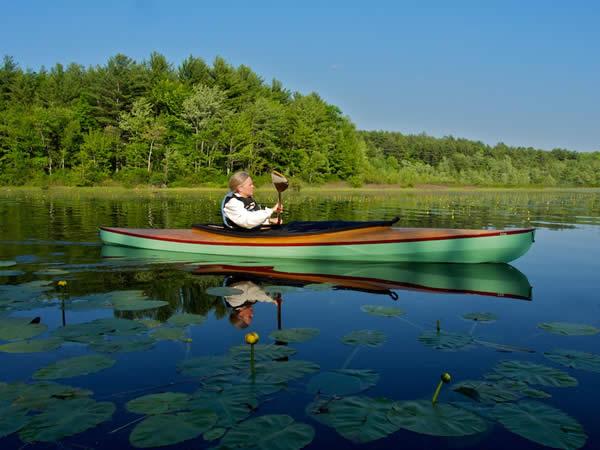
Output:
271 170 287 225
277 191 282 224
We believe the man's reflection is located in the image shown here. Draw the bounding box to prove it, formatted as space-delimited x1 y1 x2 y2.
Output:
224 278 277 329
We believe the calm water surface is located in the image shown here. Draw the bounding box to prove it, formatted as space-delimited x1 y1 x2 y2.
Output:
1 189 599 449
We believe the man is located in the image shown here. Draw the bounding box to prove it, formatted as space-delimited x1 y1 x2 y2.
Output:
222 171 282 229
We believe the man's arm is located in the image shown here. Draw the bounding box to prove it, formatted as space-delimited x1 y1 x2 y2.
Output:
223 198 273 229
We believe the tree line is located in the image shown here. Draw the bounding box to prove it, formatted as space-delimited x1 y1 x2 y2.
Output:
360 131 600 187
0 53 598 187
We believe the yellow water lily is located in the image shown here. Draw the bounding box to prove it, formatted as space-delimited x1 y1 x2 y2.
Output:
245 332 259 345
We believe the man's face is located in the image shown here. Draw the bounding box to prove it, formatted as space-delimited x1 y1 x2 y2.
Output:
237 177 254 198
237 305 254 326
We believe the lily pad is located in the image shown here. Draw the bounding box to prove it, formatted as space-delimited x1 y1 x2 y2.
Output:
493 379 551 399
475 339 535 353
269 328 320 343
449 401 496 421
308 396 400 443
538 322 599 336
110 290 168 311
52 322 107 343
178 355 239 378
151 327 186 341
221 414 314 449
52 318 146 343
19 398 115 442
492 360 578 387
229 344 296 362
189 386 258 427
0 281 53 311
0 402 29 438
61 293 111 311
544 349 600 373
1 299 54 313
0 317 47 340
361 305 404 318
126 392 191 415
136 318 161 329
462 312 497 322
129 409 217 448
206 286 244 296
167 313 206 327
492 401 587 449
452 380 522 404
0 381 92 410
418 330 474 351
0 337 62 353
87 318 147 336
341 330 386 347
307 369 379 396
33 354 116 380
200 376 285 397
251 360 320 384
482 373 504 381
0 270 25 277
67 290 166 312
203 427 226 440
89 336 156 353
388 400 488 437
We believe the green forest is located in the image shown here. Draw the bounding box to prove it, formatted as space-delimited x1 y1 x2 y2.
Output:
1 53 598 188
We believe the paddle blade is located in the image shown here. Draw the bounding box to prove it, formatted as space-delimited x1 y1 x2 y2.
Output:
271 170 289 193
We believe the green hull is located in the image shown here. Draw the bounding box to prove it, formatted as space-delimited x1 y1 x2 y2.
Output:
99 227 535 264
101 245 532 300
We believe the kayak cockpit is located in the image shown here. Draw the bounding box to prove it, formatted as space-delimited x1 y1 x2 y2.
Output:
191 217 400 237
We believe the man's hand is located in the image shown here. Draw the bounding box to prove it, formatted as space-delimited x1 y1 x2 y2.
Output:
272 202 283 213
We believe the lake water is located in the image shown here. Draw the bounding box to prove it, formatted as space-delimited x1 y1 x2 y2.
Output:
1 188 599 449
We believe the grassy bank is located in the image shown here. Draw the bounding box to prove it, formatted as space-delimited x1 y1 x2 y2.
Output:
2 184 599 200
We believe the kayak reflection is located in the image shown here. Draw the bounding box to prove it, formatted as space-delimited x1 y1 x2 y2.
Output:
101 245 532 301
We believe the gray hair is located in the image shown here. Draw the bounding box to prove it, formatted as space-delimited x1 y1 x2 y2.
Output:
228 171 250 192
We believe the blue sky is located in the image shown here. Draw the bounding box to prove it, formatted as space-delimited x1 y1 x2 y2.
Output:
1 0 599 151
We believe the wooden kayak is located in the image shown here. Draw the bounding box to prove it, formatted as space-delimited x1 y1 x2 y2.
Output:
99 219 535 263
100 246 532 300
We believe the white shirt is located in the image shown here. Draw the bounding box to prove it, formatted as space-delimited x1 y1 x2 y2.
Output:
223 195 273 229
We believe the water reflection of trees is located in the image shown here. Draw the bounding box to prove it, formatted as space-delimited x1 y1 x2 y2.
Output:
62 267 230 322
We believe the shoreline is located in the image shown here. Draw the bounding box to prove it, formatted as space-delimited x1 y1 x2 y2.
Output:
2 185 600 196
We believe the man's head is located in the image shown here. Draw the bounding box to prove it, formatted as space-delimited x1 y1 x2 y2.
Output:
229 171 254 198
229 304 254 329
